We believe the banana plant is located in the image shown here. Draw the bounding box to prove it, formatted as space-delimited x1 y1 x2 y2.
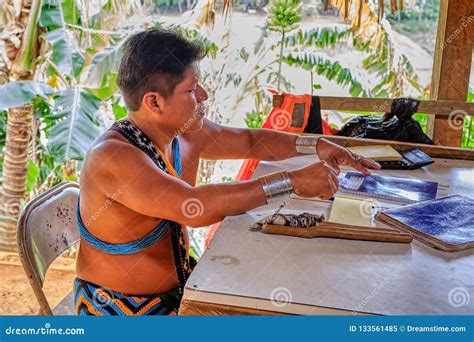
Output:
0 0 45 252
0 0 131 251
266 0 302 92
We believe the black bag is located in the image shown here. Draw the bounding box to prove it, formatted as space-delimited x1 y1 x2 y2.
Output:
336 98 434 145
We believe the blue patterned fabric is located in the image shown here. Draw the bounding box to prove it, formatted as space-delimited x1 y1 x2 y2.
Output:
73 278 181 316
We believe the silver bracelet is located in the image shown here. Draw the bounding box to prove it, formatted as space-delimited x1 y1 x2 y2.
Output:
258 171 294 205
295 135 320 154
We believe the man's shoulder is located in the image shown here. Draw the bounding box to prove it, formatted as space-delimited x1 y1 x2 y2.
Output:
86 131 139 168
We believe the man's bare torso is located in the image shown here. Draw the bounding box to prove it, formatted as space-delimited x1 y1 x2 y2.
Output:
76 128 200 295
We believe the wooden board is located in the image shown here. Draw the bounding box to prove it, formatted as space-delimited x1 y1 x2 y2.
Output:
300 134 474 161
272 95 474 117
180 155 474 316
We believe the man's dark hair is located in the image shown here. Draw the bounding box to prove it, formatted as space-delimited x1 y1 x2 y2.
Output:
118 28 205 111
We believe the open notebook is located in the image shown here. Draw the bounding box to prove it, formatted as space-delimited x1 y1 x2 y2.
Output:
338 171 438 204
376 195 474 252
348 145 403 161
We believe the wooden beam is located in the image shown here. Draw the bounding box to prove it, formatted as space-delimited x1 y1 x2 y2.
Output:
298 134 474 161
427 0 474 147
272 95 474 117
179 299 287 315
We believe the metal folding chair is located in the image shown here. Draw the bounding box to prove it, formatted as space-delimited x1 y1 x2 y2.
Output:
16 182 80 315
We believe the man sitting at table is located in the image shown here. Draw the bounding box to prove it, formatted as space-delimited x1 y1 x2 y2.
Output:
73 28 380 315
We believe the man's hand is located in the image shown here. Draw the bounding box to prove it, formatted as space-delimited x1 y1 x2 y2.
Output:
288 161 339 200
316 138 381 176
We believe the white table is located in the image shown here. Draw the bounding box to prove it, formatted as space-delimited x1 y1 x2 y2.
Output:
180 155 474 315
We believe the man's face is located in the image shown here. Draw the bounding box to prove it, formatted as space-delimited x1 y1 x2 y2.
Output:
160 64 208 134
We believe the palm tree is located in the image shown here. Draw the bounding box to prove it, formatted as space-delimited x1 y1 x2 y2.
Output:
0 0 42 252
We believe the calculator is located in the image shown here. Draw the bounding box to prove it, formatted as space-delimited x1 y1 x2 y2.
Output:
378 148 434 170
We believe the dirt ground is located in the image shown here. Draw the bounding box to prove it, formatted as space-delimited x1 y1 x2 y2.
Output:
0 252 76 315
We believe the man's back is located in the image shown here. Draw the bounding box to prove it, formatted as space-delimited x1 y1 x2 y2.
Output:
76 126 199 295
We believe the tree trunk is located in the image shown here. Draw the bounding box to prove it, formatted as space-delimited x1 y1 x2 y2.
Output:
0 105 34 252
0 0 42 252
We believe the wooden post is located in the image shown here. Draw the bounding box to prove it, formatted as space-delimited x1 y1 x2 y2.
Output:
427 0 474 147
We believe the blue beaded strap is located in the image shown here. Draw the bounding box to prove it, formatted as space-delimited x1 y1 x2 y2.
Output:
76 119 182 255
171 137 182 176
76 198 171 255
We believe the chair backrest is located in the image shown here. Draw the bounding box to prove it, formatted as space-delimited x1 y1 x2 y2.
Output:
17 181 80 315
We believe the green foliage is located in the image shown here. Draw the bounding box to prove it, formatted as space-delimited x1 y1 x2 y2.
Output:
0 81 55 110
26 160 41 193
462 91 474 148
43 28 85 78
245 109 266 128
283 52 368 97
172 26 219 58
244 84 273 129
284 27 351 48
111 96 128 121
40 0 82 29
385 0 440 33
353 32 421 98
267 0 303 92
85 39 125 93
45 88 102 162
267 0 302 33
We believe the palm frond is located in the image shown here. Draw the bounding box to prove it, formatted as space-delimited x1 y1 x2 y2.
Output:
283 51 369 97
324 0 405 24
46 87 102 162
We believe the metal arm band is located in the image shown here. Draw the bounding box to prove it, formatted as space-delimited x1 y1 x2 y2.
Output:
295 135 320 154
258 170 294 205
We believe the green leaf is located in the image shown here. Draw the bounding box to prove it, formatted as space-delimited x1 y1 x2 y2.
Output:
283 27 350 49
283 52 370 97
467 91 474 103
40 0 81 28
0 81 55 110
85 40 125 89
43 28 85 78
189 246 200 261
46 87 103 162
39 1 61 29
112 98 128 121
61 0 82 26
26 160 41 193
85 73 119 100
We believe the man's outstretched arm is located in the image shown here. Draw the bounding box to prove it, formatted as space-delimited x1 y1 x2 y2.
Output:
195 118 380 175
195 118 300 161
88 139 339 228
